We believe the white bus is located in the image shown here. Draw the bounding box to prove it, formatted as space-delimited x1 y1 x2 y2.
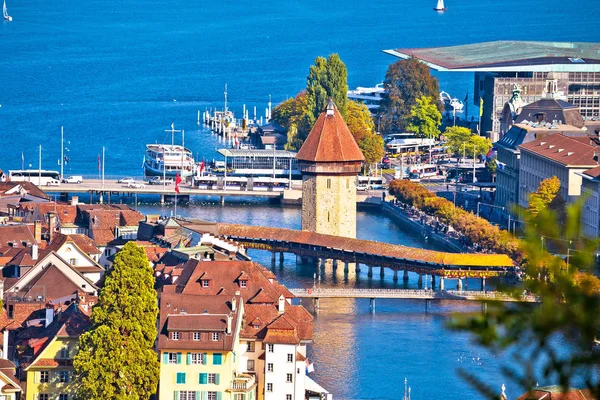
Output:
356 176 385 191
8 170 60 186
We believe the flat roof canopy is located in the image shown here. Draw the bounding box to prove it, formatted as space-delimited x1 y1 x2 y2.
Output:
218 149 297 158
383 41 600 72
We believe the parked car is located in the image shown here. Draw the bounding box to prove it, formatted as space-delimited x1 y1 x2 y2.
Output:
62 175 83 184
147 176 174 185
46 179 60 186
127 181 146 189
118 177 135 184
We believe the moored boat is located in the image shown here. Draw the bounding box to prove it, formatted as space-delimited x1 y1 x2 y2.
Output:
434 0 447 11
3 0 12 21
144 144 195 178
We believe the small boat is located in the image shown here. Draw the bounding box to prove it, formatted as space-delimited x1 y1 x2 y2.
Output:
434 0 447 12
3 0 12 21
440 91 464 112
347 83 385 115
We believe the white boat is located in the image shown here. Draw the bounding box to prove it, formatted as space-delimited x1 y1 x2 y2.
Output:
347 83 385 114
144 144 195 178
434 0 447 11
3 0 12 21
439 91 464 112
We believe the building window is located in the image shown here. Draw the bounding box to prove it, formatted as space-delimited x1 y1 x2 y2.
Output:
190 353 206 365
267 383 273 392
240 280 247 288
327 179 331 189
234 394 245 400
179 392 196 400
207 392 217 400
59 395 69 400
287 353 293 362
38 395 49 400
168 352 178 364
39 371 50 383
59 371 70 383
212 332 219 341
193 332 200 341
208 373 218 384
247 359 255 371
212 353 223 365
60 347 70 359
267 363 273 372
104 249 111 257
268 344 274 353
246 341 255 352
172 332 180 340
176 372 186 384
287 395 292 400
202 280 210 288
69 258 77 266
286 373 293 383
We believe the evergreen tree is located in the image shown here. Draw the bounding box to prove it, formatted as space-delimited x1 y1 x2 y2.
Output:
379 57 440 135
74 242 159 400
306 54 348 121
405 96 442 139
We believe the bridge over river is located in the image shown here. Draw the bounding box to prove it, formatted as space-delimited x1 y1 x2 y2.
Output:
288 288 537 312
181 221 516 280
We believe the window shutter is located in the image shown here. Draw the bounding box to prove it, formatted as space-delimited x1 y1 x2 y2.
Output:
187 353 191 365
216 392 222 400
173 391 179 400
199 373 208 384
177 352 182 364
213 353 222 365
201 391 208 400
214 373 220 385
34 371 39 384
195 391 201 400
163 353 169 364
203 353 208 365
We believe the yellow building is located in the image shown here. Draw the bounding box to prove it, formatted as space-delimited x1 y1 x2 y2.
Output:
22 303 90 400
158 292 256 400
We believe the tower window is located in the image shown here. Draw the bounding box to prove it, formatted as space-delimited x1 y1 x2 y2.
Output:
327 211 330 222
327 179 331 189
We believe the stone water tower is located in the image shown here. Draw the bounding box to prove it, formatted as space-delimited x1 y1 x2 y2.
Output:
296 100 365 238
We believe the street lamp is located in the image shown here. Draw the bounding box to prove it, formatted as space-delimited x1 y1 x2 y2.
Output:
566 240 573 273
476 201 504 217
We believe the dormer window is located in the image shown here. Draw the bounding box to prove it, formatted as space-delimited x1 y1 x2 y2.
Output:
193 332 200 341
172 332 180 341
212 332 219 341
240 280 247 289
202 280 210 288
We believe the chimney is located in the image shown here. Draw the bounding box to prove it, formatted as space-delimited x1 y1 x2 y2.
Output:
226 314 232 334
278 294 285 314
44 306 54 328
47 212 57 242
31 244 38 261
231 297 237 312
34 220 42 244
2 329 8 360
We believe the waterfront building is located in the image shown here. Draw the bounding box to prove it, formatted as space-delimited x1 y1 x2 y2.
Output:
297 100 365 238
518 134 598 209
216 149 299 178
157 293 252 400
384 41 600 135
494 122 588 210
22 302 91 400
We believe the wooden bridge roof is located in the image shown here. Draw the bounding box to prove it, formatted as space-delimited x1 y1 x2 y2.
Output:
212 224 514 269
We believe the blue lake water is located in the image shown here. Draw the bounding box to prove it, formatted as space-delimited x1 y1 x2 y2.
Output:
3 0 598 397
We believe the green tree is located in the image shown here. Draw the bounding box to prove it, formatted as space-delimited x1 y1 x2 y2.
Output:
306 53 348 121
405 96 442 139
74 242 159 400
359 131 385 164
443 126 492 159
451 202 600 398
272 92 312 151
345 100 385 163
528 176 561 218
378 57 440 134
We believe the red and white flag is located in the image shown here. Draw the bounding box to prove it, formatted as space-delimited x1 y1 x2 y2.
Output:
199 159 205 175
175 172 182 194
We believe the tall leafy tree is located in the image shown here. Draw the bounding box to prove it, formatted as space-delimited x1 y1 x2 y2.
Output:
405 96 442 139
272 92 312 151
378 57 440 135
443 126 492 158
346 100 384 163
306 54 348 121
74 242 159 400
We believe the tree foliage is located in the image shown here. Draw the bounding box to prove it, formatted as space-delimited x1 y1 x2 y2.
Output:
443 126 492 158
405 96 442 139
527 176 562 218
306 53 348 121
451 201 600 398
74 242 159 400
378 57 440 134
272 92 312 151
346 100 385 163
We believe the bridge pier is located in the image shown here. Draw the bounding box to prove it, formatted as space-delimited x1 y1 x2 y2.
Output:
343 262 349 274
393 269 398 282
367 266 373 278
279 252 284 265
355 263 361 273
379 267 385 278
271 252 276 267
417 274 423 288
333 259 340 270
464 278 468 290
431 275 436 290
313 298 320 314
457 278 463 291
440 277 445 291
403 270 409 282
481 277 486 292
425 299 431 313
370 298 376 313
220 196 225 205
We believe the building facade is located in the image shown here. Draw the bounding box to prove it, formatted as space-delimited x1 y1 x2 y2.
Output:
296 100 365 238
580 166 600 239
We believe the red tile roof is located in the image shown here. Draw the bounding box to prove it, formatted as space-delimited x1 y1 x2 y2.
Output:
296 100 365 163
583 165 600 178
35 203 77 224
519 134 599 167
516 387 596 400
47 233 101 255
0 182 49 200
91 228 116 246
0 225 37 247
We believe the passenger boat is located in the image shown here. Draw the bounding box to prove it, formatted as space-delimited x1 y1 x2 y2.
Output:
144 144 195 178
439 91 463 111
347 83 385 115
3 0 12 21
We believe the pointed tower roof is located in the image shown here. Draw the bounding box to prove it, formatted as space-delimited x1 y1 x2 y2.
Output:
296 100 365 163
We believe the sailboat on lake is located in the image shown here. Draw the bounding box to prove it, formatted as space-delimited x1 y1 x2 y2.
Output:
3 0 12 21
434 0 447 12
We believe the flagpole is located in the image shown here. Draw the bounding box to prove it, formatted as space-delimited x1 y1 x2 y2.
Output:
60 126 64 179
38 145 42 186
102 146 105 191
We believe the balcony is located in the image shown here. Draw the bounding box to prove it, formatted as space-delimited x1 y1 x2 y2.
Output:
230 374 256 391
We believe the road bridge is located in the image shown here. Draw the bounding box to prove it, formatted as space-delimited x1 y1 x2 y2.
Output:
182 222 516 280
